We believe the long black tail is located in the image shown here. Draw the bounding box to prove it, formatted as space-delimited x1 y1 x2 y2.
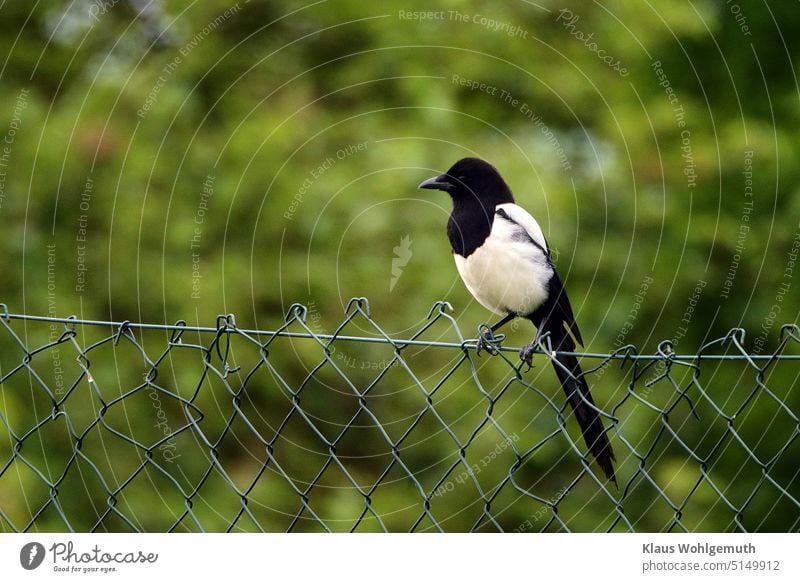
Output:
545 324 616 483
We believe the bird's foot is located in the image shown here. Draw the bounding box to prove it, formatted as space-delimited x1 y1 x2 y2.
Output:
519 343 537 370
475 325 504 356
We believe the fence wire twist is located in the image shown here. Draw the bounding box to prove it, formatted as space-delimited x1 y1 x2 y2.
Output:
0 299 799 532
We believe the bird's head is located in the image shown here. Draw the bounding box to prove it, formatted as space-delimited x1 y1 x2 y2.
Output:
418 157 514 205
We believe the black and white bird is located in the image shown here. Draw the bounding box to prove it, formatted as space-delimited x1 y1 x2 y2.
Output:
419 157 616 482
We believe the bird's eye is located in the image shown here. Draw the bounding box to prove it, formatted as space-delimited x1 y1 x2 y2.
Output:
457 175 466 182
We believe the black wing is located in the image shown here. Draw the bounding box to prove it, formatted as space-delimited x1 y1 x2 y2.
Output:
497 207 584 346
547 268 584 347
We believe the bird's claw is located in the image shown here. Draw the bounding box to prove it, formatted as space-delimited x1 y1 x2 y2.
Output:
475 326 503 356
519 343 536 370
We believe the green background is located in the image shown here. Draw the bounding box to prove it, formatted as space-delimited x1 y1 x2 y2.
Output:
0 0 798 532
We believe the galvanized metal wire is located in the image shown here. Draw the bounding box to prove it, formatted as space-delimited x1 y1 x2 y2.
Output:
0 299 798 532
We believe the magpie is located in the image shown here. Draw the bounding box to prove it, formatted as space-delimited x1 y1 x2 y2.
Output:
419 157 616 483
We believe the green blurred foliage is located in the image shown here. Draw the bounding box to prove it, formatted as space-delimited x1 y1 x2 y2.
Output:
0 0 798 531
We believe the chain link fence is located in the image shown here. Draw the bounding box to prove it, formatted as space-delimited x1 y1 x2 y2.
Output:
1 300 798 532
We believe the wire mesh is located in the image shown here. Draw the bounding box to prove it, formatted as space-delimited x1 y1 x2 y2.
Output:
0 299 798 533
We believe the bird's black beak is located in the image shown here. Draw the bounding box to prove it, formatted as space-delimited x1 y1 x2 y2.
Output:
418 174 455 192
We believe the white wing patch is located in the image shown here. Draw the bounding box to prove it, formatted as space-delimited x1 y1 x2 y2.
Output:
495 203 548 253
454 203 552 316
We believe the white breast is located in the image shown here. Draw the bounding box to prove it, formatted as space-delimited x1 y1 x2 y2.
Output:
454 204 552 316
